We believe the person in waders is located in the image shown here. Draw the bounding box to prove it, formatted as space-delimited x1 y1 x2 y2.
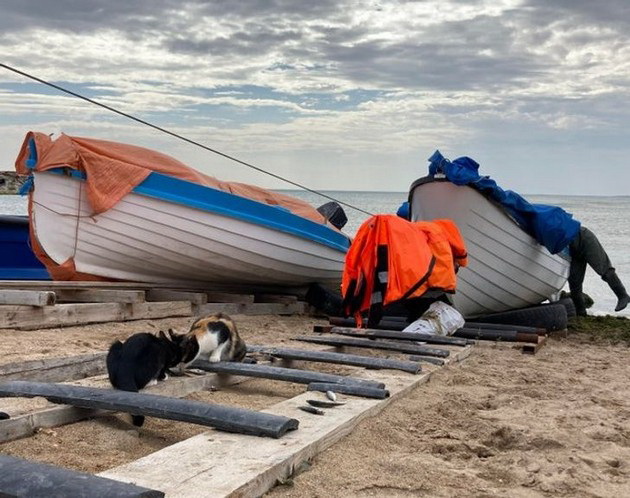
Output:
568 226 629 316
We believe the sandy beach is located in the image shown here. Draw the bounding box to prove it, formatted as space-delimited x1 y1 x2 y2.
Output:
1 314 629 497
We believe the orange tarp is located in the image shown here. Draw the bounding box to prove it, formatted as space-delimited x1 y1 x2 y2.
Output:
15 131 326 223
14 131 329 280
341 214 467 324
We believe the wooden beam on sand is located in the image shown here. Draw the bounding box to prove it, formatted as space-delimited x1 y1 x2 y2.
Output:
0 454 164 498
54 289 146 304
0 301 192 330
254 294 298 304
522 335 548 355
204 292 254 304
0 290 55 306
0 381 299 438
0 370 250 443
0 353 106 383
146 289 207 305
101 345 472 497
197 302 307 316
0 280 310 297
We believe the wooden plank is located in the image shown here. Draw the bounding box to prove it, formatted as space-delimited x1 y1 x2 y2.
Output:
254 294 298 304
0 280 309 296
522 335 548 355
0 303 125 329
204 292 255 304
101 345 472 496
0 454 164 498
146 290 207 305
0 290 55 306
198 302 307 316
54 289 146 304
126 301 192 320
0 381 299 438
0 371 251 443
0 353 106 382
0 301 191 330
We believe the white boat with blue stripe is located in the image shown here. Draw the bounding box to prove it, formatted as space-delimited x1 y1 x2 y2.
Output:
29 166 350 291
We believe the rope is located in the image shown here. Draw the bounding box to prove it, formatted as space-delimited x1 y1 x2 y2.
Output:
1 62 373 217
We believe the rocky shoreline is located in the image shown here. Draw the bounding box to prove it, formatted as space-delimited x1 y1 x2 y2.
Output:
0 171 25 195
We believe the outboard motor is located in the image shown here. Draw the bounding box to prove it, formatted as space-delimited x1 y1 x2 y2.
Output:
317 201 348 230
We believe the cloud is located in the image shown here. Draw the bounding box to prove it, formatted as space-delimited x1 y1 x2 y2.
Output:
0 0 629 194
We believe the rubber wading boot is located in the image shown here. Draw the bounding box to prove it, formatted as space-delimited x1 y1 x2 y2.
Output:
571 290 588 317
603 270 630 312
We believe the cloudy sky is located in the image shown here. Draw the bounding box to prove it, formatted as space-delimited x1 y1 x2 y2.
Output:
0 0 629 195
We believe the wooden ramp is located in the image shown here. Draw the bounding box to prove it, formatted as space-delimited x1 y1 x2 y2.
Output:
100 345 472 497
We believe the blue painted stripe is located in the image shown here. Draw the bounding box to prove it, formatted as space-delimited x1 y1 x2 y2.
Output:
46 169 351 252
26 137 38 169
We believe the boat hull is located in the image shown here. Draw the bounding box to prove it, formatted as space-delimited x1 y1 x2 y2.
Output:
31 171 348 291
0 215 50 280
409 178 570 318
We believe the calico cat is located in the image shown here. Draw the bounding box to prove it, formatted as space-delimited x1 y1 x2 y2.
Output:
106 329 183 427
179 312 247 368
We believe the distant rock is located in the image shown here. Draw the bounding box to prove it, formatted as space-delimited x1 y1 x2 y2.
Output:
0 171 26 195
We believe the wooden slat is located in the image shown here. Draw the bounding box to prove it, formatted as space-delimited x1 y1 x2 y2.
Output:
54 289 146 303
101 345 473 496
0 303 125 329
0 301 191 330
204 292 255 304
0 353 107 382
254 294 298 304
198 302 307 316
146 290 207 305
126 301 192 320
0 280 309 296
522 335 548 355
0 290 55 306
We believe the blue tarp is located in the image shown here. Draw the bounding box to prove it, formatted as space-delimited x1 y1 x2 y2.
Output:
427 150 580 254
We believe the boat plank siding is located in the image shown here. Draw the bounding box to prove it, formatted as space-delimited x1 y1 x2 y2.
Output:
32 172 346 289
410 180 569 317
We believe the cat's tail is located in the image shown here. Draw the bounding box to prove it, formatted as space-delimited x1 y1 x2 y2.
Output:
106 341 145 427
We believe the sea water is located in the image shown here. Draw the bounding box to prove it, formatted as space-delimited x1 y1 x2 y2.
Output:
2 192 628 317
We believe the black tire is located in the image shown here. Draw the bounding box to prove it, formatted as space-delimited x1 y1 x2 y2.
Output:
305 283 343 317
475 303 568 332
555 297 577 319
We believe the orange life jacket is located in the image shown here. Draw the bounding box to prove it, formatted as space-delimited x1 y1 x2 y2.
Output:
341 215 467 326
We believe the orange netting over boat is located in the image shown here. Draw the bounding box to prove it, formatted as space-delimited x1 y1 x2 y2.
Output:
14 131 329 281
